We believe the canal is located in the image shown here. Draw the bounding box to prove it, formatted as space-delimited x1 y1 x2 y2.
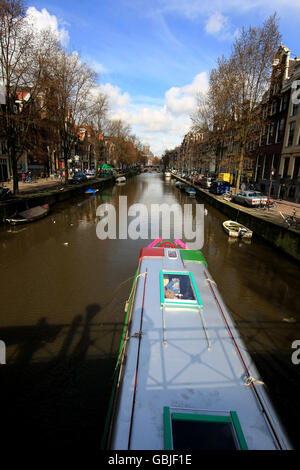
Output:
0 172 299 449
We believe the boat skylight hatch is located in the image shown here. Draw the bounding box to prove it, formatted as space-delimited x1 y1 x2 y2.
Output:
163 408 248 450
160 271 202 307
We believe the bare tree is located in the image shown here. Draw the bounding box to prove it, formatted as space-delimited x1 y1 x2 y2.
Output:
47 49 97 183
0 0 58 193
192 14 281 189
87 90 110 168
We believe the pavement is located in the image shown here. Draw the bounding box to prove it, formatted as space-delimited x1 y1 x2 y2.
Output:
1 176 111 195
2 177 64 194
215 192 300 230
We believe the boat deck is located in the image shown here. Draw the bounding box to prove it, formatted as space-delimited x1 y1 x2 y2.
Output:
110 248 291 450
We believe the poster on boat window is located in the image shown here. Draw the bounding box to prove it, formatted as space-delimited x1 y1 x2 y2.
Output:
161 272 201 306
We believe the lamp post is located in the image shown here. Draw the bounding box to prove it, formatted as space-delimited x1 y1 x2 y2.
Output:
268 168 275 203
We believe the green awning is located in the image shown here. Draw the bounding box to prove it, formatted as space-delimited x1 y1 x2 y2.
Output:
101 163 114 170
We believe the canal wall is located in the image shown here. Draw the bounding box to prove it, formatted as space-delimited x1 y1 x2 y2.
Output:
175 175 300 263
0 169 140 224
0 176 116 223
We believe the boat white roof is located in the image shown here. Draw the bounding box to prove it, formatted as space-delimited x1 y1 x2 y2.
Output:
110 248 291 450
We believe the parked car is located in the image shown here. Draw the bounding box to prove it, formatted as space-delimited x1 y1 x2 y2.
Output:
68 172 87 184
200 177 213 189
85 169 96 180
0 186 12 200
209 181 230 195
231 191 268 207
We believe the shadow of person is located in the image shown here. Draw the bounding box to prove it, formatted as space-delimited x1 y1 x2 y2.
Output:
57 314 83 360
16 317 59 366
70 303 101 362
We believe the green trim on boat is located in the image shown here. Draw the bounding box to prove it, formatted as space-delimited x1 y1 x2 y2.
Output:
100 267 139 449
180 250 208 266
172 413 231 423
164 409 248 450
230 411 248 450
160 270 203 307
163 407 173 450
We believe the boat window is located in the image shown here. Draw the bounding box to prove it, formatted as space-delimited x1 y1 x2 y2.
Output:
164 408 248 450
160 271 202 306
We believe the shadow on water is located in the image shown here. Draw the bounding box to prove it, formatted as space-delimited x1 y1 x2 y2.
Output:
0 303 123 450
0 173 299 450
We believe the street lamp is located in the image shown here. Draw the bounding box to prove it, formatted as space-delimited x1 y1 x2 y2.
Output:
268 168 275 203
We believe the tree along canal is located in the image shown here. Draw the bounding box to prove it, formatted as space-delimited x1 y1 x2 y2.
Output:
0 173 299 449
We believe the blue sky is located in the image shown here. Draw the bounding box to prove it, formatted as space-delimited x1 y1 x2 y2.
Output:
26 0 300 155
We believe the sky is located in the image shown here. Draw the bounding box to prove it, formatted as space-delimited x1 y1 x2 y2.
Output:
25 0 300 156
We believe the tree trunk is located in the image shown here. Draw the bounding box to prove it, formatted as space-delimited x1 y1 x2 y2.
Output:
11 149 19 195
236 144 245 191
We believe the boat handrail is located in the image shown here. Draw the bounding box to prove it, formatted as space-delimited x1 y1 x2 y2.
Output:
128 269 148 449
203 269 283 450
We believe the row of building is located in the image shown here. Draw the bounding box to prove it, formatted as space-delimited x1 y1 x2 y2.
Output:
0 88 152 181
0 122 130 181
167 45 300 203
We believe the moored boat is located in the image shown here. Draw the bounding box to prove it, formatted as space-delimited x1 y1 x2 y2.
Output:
6 204 50 225
164 171 171 178
102 239 291 450
85 188 98 195
223 220 253 238
116 176 126 183
185 186 196 197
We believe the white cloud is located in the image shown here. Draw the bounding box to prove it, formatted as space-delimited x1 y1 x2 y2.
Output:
205 12 228 35
165 72 208 115
90 61 109 75
26 7 70 47
99 73 207 155
97 83 131 108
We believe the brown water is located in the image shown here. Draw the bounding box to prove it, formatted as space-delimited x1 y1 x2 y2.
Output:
0 173 299 449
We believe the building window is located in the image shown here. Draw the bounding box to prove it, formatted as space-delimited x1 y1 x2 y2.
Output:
267 123 274 145
287 122 296 147
275 118 285 143
283 157 290 178
293 157 300 179
272 99 279 114
291 103 299 117
281 94 289 112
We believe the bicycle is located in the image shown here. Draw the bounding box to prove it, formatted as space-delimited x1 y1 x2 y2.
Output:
260 199 277 211
222 191 232 201
279 209 300 229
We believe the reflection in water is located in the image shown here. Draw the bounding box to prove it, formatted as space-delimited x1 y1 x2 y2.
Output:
0 173 299 449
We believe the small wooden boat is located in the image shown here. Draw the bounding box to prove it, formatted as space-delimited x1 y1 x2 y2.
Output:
6 204 50 226
175 181 184 189
164 172 171 178
223 220 253 238
116 176 126 183
85 189 98 195
102 239 291 450
186 186 196 197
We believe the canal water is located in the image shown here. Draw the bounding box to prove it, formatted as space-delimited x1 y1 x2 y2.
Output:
0 173 299 449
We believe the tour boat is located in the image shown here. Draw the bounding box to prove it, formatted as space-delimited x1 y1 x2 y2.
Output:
6 204 50 225
223 220 253 239
102 239 291 450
